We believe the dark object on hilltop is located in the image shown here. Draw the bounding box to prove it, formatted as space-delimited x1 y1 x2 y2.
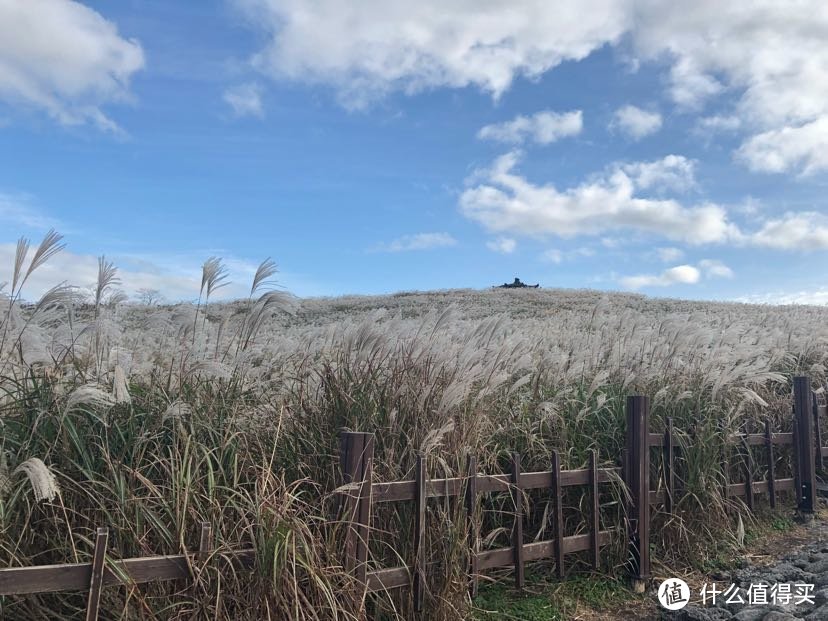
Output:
496 277 540 289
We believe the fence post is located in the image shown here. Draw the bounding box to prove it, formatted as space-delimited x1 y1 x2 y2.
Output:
794 377 816 515
625 395 650 593
413 453 426 613
85 527 108 621
663 418 674 516
340 431 374 604
511 452 525 590
465 454 479 598
765 420 776 508
814 393 824 474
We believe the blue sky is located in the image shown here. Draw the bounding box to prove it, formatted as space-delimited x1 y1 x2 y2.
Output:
1 1 828 303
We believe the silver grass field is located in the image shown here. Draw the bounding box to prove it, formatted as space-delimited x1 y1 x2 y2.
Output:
1 231 825 619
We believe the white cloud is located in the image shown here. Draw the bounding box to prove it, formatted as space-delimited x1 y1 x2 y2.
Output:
736 117 828 175
478 110 582 145
611 105 662 139
698 259 734 278
231 1 828 176
460 152 735 245
629 2 828 176
621 264 701 289
0 0 144 130
223 82 265 118
749 212 828 250
231 0 631 108
621 258 733 290
696 115 741 133
621 155 696 192
656 247 684 262
486 237 516 254
0 192 59 230
540 249 562 264
374 232 457 252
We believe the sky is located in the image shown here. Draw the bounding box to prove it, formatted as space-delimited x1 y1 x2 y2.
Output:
1 0 828 304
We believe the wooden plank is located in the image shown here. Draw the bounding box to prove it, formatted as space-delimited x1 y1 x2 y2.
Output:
775 477 795 492
465 455 479 598
372 468 621 503
511 452 524 590
551 450 564 579
773 433 794 445
413 454 426 613
589 450 600 570
476 531 613 571
0 549 256 596
648 433 664 446
766 420 776 509
821 447 828 458
85 527 108 621
366 566 409 593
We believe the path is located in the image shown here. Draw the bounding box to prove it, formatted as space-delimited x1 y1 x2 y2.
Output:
667 516 828 621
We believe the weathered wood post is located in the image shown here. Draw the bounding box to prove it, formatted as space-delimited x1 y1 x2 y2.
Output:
663 417 675 516
85 527 108 621
465 454 479 598
794 377 816 515
511 452 525 590
625 396 650 593
814 393 825 474
413 453 426 612
339 431 375 606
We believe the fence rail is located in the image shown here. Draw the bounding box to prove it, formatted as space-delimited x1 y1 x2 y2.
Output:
2 375 827 619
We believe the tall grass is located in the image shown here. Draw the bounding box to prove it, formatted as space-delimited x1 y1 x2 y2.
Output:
1 232 826 618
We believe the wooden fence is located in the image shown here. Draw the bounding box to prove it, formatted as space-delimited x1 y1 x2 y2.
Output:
0 376 826 619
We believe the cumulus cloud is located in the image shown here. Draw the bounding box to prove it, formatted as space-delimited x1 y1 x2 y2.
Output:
611 105 662 139
230 0 631 108
736 117 828 175
461 151 828 252
698 259 734 278
0 0 144 130
223 82 265 118
621 258 732 289
478 110 582 145
630 1 828 176
486 237 516 254
621 155 696 193
749 212 828 250
231 1 828 176
373 232 458 252
621 265 701 289
460 152 735 244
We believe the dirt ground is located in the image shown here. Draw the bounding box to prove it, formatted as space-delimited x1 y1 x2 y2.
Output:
579 509 828 621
